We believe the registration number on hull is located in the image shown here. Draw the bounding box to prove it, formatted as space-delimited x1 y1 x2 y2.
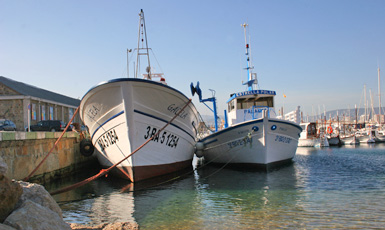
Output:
144 125 179 148
274 135 292 144
96 129 119 151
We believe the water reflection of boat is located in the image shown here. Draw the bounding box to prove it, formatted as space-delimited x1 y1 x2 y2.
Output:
53 159 304 229
296 147 320 156
53 165 197 227
193 164 303 229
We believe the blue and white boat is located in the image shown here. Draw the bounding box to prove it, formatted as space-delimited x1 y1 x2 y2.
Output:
192 24 302 170
79 10 199 182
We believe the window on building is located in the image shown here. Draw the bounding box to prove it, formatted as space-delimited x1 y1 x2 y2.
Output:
32 104 37 120
41 105 46 120
69 108 74 122
49 106 54 120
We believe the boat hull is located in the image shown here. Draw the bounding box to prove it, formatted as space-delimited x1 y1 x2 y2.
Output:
327 136 341 146
298 137 329 147
357 134 375 143
340 135 360 145
80 78 199 182
298 138 321 147
198 117 302 170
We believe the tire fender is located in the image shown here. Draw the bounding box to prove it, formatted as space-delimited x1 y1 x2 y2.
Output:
79 139 95 157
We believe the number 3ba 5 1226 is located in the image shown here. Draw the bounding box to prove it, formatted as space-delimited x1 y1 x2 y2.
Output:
144 125 179 148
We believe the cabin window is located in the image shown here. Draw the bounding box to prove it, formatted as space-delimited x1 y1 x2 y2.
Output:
255 97 274 107
307 124 317 136
228 100 235 112
236 96 274 109
244 101 254 109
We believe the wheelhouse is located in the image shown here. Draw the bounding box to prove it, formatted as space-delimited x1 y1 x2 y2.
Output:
300 122 318 139
226 90 276 127
228 94 274 112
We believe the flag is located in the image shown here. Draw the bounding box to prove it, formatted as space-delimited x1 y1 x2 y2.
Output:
283 94 286 98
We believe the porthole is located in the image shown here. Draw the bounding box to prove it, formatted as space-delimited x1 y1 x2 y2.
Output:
271 125 277 130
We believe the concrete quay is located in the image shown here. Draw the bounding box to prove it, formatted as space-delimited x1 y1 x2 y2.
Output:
0 131 98 183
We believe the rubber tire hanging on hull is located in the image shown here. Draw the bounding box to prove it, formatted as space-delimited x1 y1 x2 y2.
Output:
79 139 94 157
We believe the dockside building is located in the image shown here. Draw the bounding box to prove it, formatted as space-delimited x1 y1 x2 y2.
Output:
0 76 81 131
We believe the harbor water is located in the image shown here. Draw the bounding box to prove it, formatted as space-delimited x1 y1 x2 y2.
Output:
48 144 385 229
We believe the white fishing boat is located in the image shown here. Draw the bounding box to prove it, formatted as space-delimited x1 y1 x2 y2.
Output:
356 129 375 143
373 129 385 142
192 24 302 170
79 10 199 182
340 134 360 145
298 122 329 147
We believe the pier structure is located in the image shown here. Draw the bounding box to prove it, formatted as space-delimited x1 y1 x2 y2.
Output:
0 131 97 183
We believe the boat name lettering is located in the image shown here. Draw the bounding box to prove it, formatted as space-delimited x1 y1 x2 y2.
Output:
87 105 100 120
96 129 119 151
144 125 179 148
236 90 275 97
167 104 188 119
244 107 267 115
237 130 248 135
274 135 291 144
228 137 252 149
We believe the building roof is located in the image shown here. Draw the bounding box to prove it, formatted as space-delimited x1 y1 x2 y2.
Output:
0 76 80 107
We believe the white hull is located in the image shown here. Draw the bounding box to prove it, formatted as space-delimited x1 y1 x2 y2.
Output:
80 78 199 182
198 116 301 170
375 135 385 142
298 137 329 147
298 138 321 147
327 136 341 146
340 135 360 145
357 134 376 143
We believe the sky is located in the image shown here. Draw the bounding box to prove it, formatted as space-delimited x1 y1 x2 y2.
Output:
1 0 385 119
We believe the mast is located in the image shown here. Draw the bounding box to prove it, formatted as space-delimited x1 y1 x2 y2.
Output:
135 9 151 79
364 84 367 123
378 66 381 124
241 23 255 91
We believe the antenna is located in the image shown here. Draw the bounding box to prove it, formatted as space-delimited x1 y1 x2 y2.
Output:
136 9 151 79
241 23 256 91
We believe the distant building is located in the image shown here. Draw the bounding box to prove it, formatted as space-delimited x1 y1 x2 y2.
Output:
0 76 81 131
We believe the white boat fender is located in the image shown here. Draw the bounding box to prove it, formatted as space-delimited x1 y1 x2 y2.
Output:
79 139 95 157
195 141 205 158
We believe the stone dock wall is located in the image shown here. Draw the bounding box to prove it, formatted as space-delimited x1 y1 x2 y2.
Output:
0 131 98 183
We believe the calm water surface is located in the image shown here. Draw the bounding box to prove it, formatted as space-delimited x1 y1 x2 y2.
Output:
48 144 385 229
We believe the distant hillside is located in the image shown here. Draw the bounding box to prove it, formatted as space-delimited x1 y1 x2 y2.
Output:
199 107 385 124
304 107 385 121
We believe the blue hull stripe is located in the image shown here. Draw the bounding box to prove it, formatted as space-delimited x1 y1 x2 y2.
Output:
200 119 263 142
134 109 194 140
200 119 302 142
91 111 125 139
91 110 195 141
269 119 303 131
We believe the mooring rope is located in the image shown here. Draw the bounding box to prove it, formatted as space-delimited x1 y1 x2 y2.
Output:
55 116 258 204
50 99 192 196
23 106 80 182
119 129 255 193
